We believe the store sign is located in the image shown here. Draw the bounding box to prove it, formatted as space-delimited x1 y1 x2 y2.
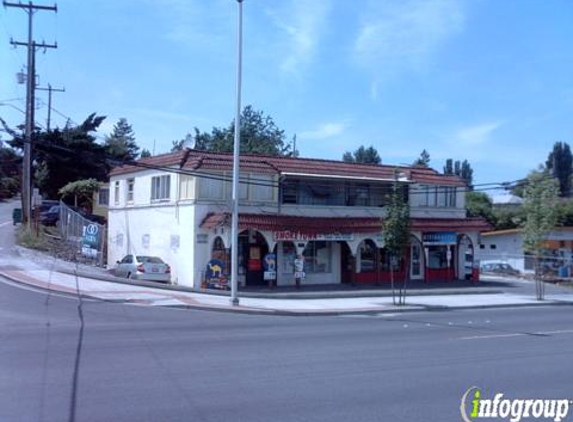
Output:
81 223 100 258
423 231 457 245
273 230 354 242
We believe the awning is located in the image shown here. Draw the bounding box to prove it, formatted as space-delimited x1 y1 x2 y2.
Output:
200 212 491 235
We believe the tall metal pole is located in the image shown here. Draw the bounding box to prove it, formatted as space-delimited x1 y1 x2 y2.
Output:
230 0 243 306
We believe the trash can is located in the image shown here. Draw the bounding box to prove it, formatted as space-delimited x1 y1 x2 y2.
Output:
12 208 22 225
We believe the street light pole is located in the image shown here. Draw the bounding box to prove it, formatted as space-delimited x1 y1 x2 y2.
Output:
230 0 243 306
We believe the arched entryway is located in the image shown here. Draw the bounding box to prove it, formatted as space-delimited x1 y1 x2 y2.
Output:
238 230 270 286
210 236 230 277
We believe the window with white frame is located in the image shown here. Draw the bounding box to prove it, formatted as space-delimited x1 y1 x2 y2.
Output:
126 178 134 203
179 175 194 200
151 175 171 201
98 188 109 206
114 181 120 205
420 185 456 207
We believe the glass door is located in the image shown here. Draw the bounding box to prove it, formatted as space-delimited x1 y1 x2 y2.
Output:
410 243 422 279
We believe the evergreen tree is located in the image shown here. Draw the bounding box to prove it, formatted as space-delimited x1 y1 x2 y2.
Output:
140 148 152 158
443 158 473 188
412 149 430 167
104 118 139 162
545 141 572 197
341 145 381 164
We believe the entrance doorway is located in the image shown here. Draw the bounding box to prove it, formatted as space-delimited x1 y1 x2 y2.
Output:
410 237 423 280
239 230 269 286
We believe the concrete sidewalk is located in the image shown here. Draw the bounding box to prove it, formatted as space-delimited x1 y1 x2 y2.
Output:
0 251 573 315
0 242 573 315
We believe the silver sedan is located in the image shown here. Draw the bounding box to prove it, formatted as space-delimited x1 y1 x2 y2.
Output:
115 255 171 283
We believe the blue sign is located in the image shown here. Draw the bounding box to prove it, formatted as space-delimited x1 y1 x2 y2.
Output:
81 224 100 257
422 231 457 245
206 259 225 280
263 254 276 271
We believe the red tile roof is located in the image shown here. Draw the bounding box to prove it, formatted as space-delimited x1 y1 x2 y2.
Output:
109 149 466 186
200 212 491 234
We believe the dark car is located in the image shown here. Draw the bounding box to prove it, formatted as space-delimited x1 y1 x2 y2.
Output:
39 205 60 226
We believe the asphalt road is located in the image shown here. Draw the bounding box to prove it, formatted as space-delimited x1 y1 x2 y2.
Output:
1 275 573 422
2 199 572 421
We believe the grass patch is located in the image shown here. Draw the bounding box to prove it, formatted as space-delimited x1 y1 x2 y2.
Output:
16 225 58 252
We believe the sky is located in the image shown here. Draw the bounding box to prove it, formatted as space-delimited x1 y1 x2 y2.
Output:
1 0 572 190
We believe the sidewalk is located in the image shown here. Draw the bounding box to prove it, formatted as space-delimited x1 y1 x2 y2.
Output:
2 246 573 315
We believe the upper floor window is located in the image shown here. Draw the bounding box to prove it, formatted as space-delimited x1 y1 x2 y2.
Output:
126 178 134 203
114 181 120 205
180 175 194 200
151 175 171 201
199 176 224 200
420 185 456 207
98 187 109 206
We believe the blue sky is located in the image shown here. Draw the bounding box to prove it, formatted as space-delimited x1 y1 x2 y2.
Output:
1 0 572 188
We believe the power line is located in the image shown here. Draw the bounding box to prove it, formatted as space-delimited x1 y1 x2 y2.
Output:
36 84 65 130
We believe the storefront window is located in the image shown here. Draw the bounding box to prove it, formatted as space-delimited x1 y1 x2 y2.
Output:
428 245 448 269
378 247 403 271
303 241 332 273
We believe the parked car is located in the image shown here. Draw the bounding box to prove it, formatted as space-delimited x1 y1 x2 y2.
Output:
39 205 61 226
115 255 171 283
480 262 520 277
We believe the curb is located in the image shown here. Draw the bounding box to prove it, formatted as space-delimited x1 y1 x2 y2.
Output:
2 268 573 317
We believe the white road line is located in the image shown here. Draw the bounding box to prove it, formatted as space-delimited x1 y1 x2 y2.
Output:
459 333 525 340
0 221 11 227
460 329 573 340
534 329 573 335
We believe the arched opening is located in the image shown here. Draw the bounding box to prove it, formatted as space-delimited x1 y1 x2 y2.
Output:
210 236 229 277
238 229 269 286
340 241 354 284
458 234 475 281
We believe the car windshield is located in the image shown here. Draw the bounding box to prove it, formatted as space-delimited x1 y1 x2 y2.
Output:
136 256 163 264
47 206 59 213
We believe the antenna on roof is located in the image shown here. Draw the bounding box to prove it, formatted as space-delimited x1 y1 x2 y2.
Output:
182 133 196 150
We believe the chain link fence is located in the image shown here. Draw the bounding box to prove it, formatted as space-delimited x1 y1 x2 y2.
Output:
58 201 107 267
479 251 573 280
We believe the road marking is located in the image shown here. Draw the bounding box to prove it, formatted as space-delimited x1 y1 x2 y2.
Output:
460 333 525 340
460 329 573 341
0 221 11 227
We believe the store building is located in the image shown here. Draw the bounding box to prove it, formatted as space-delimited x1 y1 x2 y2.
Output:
107 149 490 289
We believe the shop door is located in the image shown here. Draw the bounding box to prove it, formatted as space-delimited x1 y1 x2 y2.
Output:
246 244 268 286
410 243 423 280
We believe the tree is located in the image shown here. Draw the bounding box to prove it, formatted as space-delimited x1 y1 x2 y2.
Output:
0 143 21 199
382 171 410 305
443 158 473 188
522 169 559 300
140 148 152 158
58 178 101 210
545 141 572 197
413 149 430 167
465 191 495 226
342 145 381 164
104 118 139 162
4 113 108 199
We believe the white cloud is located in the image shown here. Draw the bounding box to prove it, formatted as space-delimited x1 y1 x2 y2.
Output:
354 0 466 96
267 0 331 76
299 120 350 140
452 121 502 147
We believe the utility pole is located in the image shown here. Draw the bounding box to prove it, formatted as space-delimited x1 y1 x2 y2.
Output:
230 0 243 306
4 1 58 227
37 84 65 131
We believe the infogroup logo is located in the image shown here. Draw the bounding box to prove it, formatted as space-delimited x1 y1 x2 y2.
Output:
460 387 571 422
